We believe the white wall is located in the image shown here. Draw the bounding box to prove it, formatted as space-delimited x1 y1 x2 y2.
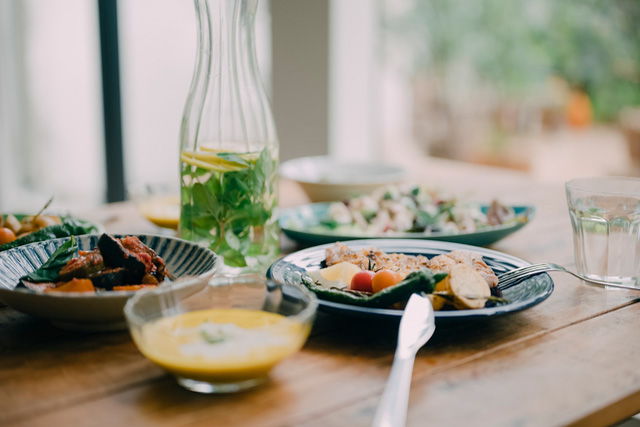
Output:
0 0 104 212
329 0 380 161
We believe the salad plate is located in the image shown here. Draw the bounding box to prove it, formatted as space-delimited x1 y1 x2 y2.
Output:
280 202 535 247
267 239 553 324
0 234 218 331
0 213 101 252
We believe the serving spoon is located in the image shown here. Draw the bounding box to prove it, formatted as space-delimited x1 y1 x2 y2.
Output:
373 293 436 427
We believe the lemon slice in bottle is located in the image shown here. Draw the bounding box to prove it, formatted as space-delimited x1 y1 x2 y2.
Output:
180 146 262 172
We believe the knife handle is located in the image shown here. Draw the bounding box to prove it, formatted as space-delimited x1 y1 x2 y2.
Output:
372 353 415 427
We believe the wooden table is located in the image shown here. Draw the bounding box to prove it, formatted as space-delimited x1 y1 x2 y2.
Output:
2 158 639 427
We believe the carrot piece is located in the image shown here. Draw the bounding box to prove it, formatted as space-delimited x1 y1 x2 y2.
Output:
112 284 157 291
45 278 95 293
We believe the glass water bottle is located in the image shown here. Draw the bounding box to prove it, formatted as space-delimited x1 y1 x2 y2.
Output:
179 0 279 273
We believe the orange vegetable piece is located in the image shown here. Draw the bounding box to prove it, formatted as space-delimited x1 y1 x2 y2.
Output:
0 227 16 245
45 278 95 293
371 269 403 294
112 284 157 291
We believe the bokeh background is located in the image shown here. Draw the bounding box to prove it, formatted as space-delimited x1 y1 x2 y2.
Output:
1 0 639 211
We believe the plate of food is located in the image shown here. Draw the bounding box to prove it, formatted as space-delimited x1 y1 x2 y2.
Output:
267 239 553 323
0 233 218 331
280 184 534 247
0 210 100 252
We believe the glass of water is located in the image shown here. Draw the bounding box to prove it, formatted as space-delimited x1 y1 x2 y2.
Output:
566 177 640 287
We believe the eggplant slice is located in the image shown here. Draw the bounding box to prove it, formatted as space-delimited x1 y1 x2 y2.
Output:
89 267 126 290
97 233 146 284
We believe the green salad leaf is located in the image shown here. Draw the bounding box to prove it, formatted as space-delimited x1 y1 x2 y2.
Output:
20 236 78 283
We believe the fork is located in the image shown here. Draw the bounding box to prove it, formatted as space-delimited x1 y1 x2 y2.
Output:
497 262 640 291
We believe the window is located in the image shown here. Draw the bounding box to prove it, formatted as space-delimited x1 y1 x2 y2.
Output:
0 0 272 212
0 0 104 211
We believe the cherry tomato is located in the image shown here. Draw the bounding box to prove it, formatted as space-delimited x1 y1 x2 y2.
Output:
0 227 16 245
350 270 375 293
371 269 403 294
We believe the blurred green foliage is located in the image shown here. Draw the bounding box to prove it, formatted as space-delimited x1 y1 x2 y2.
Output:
386 0 640 121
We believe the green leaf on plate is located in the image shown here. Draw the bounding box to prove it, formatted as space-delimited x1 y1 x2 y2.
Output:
20 236 78 283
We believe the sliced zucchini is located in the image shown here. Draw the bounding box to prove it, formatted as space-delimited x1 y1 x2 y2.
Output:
302 269 448 309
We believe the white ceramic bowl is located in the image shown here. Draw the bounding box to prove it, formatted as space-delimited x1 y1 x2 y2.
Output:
279 156 407 202
0 234 218 331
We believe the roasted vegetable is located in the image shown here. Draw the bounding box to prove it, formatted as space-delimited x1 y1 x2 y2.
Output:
303 269 447 308
45 278 95 293
89 268 126 290
1 214 21 233
97 233 146 284
0 228 16 245
428 276 450 311
112 284 157 291
15 215 61 237
447 264 491 309
119 235 167 283
0 218 97 253
58 249 105 281
14 233 169 294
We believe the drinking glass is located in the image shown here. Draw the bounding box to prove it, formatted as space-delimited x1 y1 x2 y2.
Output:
565 177 640 287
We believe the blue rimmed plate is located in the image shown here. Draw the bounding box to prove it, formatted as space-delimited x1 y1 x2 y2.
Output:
267 239 553 324
280 203 535 247
0 234 218 331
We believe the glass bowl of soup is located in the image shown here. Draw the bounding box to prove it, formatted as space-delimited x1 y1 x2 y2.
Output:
124 274 317 393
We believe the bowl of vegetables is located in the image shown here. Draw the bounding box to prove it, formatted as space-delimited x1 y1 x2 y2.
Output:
0 233 218 331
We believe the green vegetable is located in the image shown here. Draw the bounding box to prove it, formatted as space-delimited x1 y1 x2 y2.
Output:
302 269 448 308
362 209 377 222
199 328 227 344
180 148 279 268
319 219 339 230
411 210 438 232
0 218 98 253
20 236 78 283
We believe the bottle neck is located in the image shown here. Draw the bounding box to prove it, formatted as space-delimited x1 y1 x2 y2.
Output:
182 0 276 154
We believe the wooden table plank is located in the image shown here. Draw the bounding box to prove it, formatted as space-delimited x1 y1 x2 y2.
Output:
299 302 640 427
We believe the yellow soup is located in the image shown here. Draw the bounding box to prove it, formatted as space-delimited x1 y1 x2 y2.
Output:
135 309 309 383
